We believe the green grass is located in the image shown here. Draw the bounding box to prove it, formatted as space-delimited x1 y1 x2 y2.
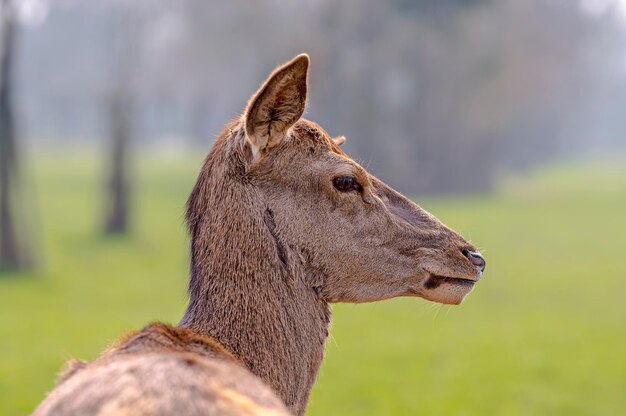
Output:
1 154 625 415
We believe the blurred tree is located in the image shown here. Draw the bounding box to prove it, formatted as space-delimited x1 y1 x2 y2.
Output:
103 5 141 234
103 1 168 234
104 75 133 234
0 0 32 271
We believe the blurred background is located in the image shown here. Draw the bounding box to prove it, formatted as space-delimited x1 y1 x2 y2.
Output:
1 0 625 414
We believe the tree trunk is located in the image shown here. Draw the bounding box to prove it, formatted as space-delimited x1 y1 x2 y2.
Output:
104 86 132 234
0 0 31 271
103 9 138 235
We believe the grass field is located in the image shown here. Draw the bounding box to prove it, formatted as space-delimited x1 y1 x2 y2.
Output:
1 154 625 415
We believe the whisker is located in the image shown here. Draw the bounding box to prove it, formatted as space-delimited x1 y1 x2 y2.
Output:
431 303 444 328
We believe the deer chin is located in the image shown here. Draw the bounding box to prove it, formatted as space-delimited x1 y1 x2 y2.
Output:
419 274 478 305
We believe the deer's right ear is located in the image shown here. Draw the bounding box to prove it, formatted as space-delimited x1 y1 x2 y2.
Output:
244 54 309 160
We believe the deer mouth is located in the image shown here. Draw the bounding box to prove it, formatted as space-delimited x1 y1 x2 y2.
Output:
424 275 478 290
417 273 480 305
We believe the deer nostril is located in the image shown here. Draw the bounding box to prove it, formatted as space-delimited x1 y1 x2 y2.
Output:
462 249 486 272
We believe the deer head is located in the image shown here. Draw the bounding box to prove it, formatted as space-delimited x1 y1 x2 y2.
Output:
239 54 485 305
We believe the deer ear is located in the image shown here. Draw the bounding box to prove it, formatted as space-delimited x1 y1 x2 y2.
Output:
244 54 309 159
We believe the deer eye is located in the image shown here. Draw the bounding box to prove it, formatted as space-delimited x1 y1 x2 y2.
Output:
333 176 361 192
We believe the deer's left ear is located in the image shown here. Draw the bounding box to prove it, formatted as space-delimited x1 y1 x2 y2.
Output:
244 54 309 159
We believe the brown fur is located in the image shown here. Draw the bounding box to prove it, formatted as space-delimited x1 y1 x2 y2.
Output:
33 54 485 416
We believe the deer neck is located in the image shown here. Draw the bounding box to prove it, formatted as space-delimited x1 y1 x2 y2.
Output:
179 138 331 415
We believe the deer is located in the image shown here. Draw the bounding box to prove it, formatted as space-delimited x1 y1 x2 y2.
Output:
33 54 486 416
